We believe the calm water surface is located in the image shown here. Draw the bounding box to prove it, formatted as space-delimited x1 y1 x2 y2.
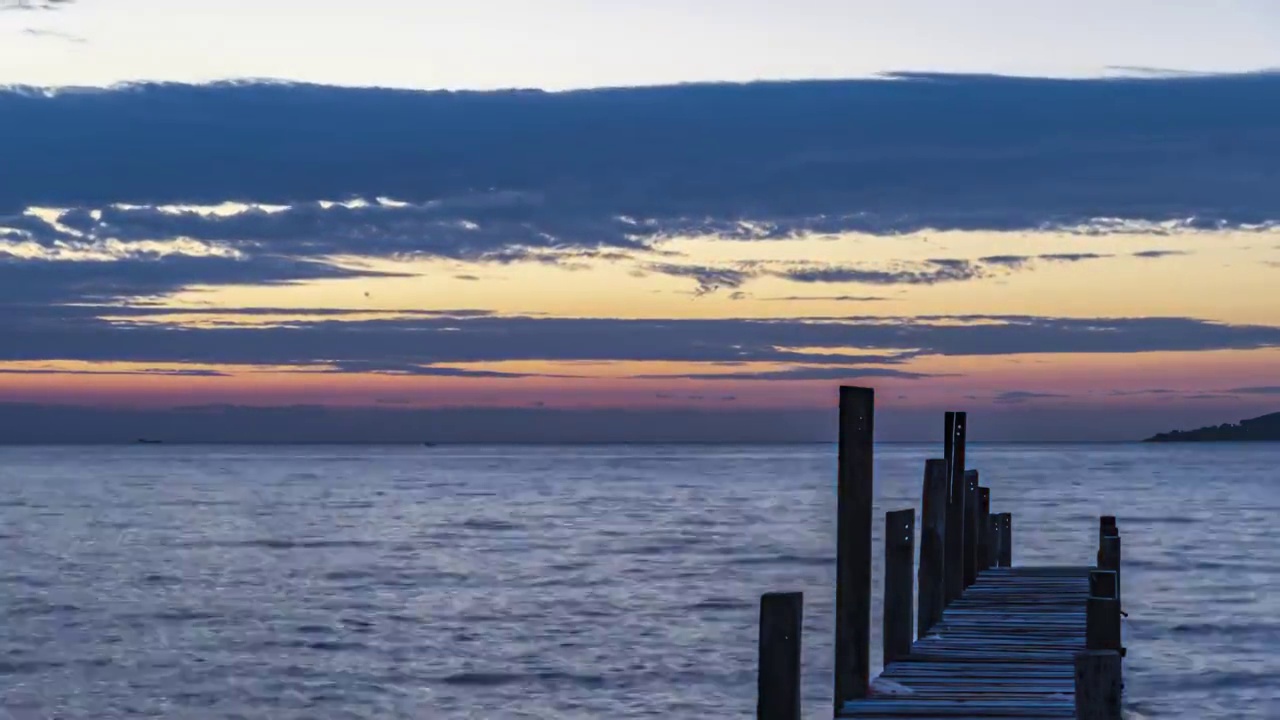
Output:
1 444 1277 718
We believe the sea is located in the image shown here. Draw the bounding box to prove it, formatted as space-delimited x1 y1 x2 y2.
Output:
1 443 1277 719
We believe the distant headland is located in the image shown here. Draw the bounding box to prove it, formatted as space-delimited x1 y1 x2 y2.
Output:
1144 411 1280 442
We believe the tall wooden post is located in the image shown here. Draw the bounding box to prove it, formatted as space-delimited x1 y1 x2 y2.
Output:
917 459 949 639
883 509 915 667
834 387 874 711
963 470 979 588
758 592 803 720
944 412 967 603
977 486 991 572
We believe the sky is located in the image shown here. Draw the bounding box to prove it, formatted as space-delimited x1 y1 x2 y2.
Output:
1 1 1279 442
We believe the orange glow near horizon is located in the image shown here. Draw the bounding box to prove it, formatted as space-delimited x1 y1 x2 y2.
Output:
3 227 1279 423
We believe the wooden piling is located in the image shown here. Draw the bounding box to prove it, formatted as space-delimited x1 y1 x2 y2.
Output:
1086 570 1122 653
916 460 949 640
976 486 991 572
986 513 1000 569
963 470 979 587
998 512 1013 567
1099 521 1121 608
944 412 967 603
835 386 874 708
884 509 915 667
757 592 803 720
1099 515 1117 543
1075 650 1123 720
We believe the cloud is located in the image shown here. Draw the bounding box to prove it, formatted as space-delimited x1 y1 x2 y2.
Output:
1107 388 1177 397
4 73 1280 232
0 367 228 377
1132 249 1190 259
1225 386 1280 395
3 74 1277 303
21 27 85 42
776 259 984 285
0 252 405 305
993 390 1069 405
642 263 754 295
5 311 1279 371
1 0 74 10
642 366 934 381
760 295 890 302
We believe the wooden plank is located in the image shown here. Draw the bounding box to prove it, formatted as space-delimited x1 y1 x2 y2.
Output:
884 509 916 666
917 460 949 640
835 386 875 708
757 591 803 720
944 412 967 604
963 470 979 588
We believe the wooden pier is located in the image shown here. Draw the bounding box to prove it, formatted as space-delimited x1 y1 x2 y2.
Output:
756 387 1125 719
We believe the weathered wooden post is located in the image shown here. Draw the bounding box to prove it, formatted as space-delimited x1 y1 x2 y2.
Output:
977 486 991 572
884 509 915 667
944 412 967 603
917 459 949 639
1099 515 1117 544
963 470 979 588
758 591 803 720
834 387 874 711
986 514 999 568
1074 650 1123 720
1087 570 1122 652
1099 518 1121 607
998 513 1013 567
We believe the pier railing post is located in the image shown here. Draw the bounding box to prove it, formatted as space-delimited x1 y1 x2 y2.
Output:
944 412 967 604
986 513 1000 569
757 592 803 720
1099 518 1121 607
917 460 949 639
834 387 874 710
963 470 979 588
1074 650 1122 720
977 486 991 572
998 513 1012 567
1087 570 1122 653
884 509 915 667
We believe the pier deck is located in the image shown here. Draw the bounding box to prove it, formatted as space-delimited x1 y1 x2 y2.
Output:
840 566 1091 718
754 387 1125 720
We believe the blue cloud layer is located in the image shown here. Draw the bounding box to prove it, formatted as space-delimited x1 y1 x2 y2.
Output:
4 72 1279 227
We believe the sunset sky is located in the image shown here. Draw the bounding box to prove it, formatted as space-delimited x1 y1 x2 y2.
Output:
1 1 1278 441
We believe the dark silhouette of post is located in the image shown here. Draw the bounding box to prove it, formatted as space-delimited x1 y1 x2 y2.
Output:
834 387 874 710
943 411 956 473
1087 570 1122 652
883 509 915 667
963 470 979 588
998 513 1012 567
757 592 803 720
916 459 949 639
977 486 991 572
1099 520 1121 607
944 412 967 603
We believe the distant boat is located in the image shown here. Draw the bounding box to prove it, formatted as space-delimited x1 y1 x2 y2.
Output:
136 438 163 444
